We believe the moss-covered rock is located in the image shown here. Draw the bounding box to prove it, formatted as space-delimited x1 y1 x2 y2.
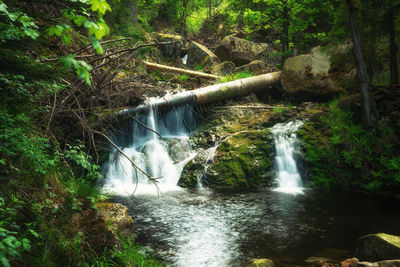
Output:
204 129 273 189
357 233 400 261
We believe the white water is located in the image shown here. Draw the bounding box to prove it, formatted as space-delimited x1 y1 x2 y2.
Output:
102 98 197 195
271 120 304 194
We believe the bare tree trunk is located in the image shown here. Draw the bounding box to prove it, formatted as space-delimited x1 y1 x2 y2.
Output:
181 0 189 47
346 0 376 128
208 0 212 19
281 0 289 65
389 9 399 85
237 7 244 30
129 0 138 26
119 72 282 115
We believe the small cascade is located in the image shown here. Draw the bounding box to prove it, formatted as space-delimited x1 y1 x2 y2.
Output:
102 97 197 195
271 120 304 194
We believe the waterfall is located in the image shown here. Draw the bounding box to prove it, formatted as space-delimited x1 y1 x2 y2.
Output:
102 97 197 195
271 120 304 194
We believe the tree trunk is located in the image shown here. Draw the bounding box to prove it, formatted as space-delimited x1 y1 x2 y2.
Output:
181 0 189 47
237 7 244 30
389 9 399 85
346 0 376 128
281 0 289 65
129 0 138 26
208 0 212 19
119 72 282 115
143 61 220 80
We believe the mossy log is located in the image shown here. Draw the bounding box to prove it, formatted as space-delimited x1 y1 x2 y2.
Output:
119 71 281 115
143 61 220 80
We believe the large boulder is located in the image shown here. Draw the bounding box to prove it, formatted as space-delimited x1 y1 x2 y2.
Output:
281 46 344 96
187 41 220 68
204 129 273 189
356 233 400 261
214 35 278 66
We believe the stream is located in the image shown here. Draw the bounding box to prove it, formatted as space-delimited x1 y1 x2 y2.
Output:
102 101 400 266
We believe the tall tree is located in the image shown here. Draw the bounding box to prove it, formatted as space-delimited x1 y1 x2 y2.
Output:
388 7 399 85
346 0 376 128
281 0 289 64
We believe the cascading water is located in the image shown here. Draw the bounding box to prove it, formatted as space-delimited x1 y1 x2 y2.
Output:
102 97 197 195
102 108 400 266
271 120 304 194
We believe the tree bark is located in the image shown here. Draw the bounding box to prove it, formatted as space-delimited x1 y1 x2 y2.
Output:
389 9 399 85
143 61 220 80
208 0 212 19
119 71 282 115
281 0 289 65
346 0 376 128
129 0 138 26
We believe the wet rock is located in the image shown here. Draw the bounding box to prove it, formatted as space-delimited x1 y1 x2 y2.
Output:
187 41 220 68
356 233 400 261
214 35 278 66
341 258 359 267
236 60 279 75
204 129 273 189
358 262 379 267
281 46 344 96
211 60 236 76
377 260 400 267
179 146 217 187
305 256 332 265
248 258 275 267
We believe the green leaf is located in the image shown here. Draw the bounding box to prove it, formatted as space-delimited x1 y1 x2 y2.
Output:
22 238 31 251
0 256 11 267
90 37 103 54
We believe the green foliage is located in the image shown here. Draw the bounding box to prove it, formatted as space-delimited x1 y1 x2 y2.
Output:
0 196 39 267
59 54 93 85
0 1 39 43
217 71 253 83
64 144 102 181
299 99 400 197
113 237 162 267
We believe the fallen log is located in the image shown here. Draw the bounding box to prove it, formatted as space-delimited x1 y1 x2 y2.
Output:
143 61 220 80
119 71 281 116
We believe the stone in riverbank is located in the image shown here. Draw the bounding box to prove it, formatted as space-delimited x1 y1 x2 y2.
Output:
356 233 400 261
70 203 133 254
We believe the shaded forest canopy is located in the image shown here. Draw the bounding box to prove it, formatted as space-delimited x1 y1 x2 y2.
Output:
0 0 400 266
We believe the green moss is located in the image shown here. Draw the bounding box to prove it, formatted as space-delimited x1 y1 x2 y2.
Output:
206 129 273 189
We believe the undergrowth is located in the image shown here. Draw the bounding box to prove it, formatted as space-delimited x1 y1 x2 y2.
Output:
299 99 400 198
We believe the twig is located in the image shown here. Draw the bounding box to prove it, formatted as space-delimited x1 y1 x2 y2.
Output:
190 107 217 126
46 93 57 133
91 129 160 185
131 116 162 138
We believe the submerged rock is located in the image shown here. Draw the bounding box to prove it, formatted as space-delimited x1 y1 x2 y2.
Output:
356 233 400 261
204 129 273 189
